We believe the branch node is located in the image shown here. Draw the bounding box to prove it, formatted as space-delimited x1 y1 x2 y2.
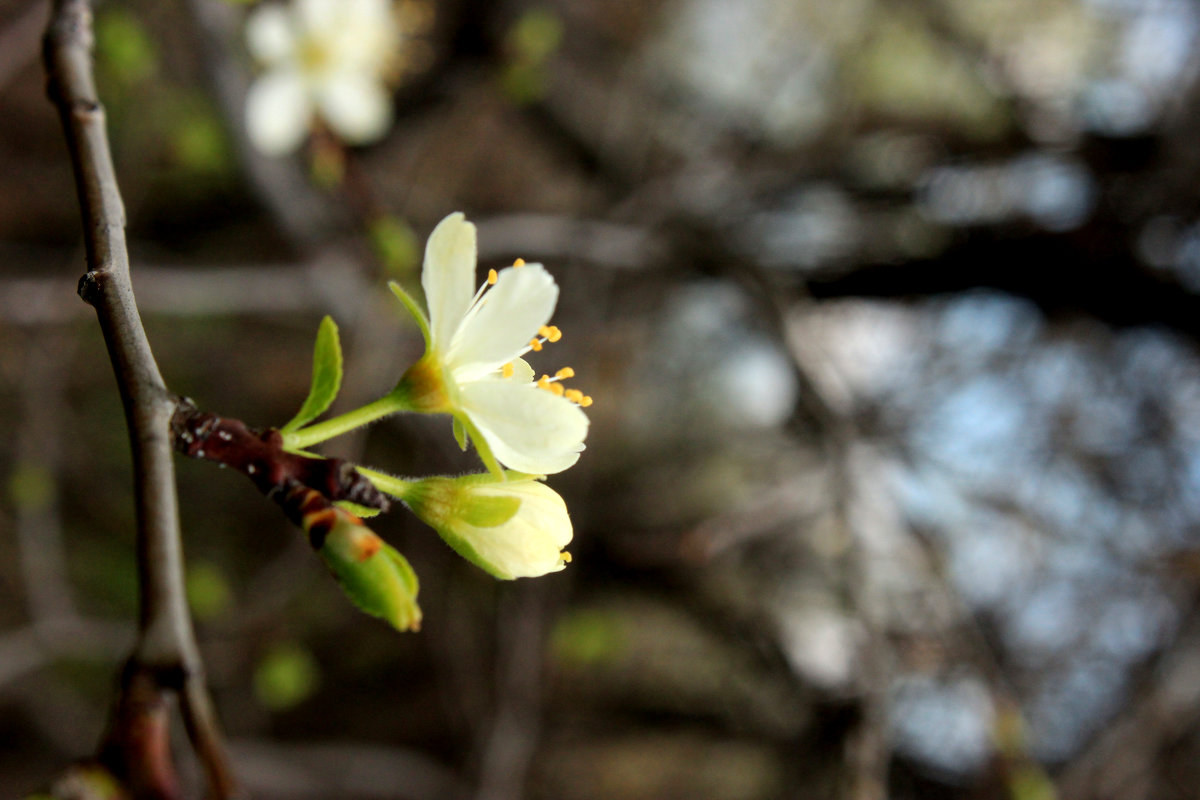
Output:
72 98 101 116
77 270 103 304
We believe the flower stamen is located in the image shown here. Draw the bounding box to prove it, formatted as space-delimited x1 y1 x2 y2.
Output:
537 369 593 407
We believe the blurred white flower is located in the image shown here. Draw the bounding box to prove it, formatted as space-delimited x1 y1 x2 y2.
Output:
390 212 591 476
244 0 400 156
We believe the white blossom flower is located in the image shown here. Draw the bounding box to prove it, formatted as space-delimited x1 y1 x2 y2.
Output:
389 212 590 476
388 473 574 579
244 0 400 156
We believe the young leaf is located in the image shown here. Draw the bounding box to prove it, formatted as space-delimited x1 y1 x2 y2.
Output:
281 316 343 433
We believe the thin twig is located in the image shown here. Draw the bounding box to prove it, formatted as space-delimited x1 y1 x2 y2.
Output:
42 1 238 797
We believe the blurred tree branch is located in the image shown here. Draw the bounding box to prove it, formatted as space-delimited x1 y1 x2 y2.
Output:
42 0 237 796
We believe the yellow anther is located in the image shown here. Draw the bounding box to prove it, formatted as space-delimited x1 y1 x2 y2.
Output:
560 551 572 563
487 268 498 285
565 389 583 403
538 325 552 338
513 258 526 268
502 362 514 378
529 338 543 352
556 367 575 379
580 396 593 408
537 375 552 389
549 383 565 397
546 326 562 343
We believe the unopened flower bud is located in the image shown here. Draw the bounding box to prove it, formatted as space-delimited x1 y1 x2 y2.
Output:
401 473 573 580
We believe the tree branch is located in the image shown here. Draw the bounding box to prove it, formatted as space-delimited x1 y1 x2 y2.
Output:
42 1 237 796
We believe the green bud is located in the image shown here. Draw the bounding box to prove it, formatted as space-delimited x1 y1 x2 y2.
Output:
314 511 422 631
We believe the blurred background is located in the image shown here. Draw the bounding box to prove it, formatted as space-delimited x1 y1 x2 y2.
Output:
3 0 1200 797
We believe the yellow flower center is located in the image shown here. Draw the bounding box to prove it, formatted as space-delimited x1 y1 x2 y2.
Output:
299 37 334 74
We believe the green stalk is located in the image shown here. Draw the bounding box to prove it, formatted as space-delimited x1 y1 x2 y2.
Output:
282 394 405 450
357 467 413 500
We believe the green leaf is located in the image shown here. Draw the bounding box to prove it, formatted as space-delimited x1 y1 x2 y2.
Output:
281 316 343 433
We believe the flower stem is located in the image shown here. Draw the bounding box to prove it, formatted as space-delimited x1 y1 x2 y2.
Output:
356 467 414 500
282 394 405 450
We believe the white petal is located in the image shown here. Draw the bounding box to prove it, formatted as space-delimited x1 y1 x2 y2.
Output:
422 213 478 350
488 481 573 548
245 69 312 156
460 381 588 474
245 4 297 65
469 357 536 384
295 0 341 33
508 357 536 383
447 263 558 377
315 72 393 144
470 483 572 578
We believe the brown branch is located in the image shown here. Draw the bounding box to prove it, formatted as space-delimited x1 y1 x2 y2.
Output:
170 401 390 515
42 1 238 797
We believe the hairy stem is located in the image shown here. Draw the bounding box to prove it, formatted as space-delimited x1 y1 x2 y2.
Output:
42 1 237 796
282 394 405 450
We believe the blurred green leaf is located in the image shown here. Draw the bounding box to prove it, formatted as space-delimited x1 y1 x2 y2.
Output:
170 104 232 176
509 8 563 63
551 608 628 667
370 216 420 278
281 316 343 433
8 463 54 511
501 9 563 104
500 62 547 105
95 9 157 87
1009 764 1057 800
185 560 233 621
254 642 320 711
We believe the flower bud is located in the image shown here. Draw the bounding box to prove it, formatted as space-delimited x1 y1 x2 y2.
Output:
310 507 422 631
403 474 573 580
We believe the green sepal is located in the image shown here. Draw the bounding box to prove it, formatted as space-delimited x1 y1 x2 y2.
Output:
458 494 521 528
452 417 469 451
388 281 432 348
281 316 343 433
319 521 422 632
455 413 504 479
334 500 383 518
